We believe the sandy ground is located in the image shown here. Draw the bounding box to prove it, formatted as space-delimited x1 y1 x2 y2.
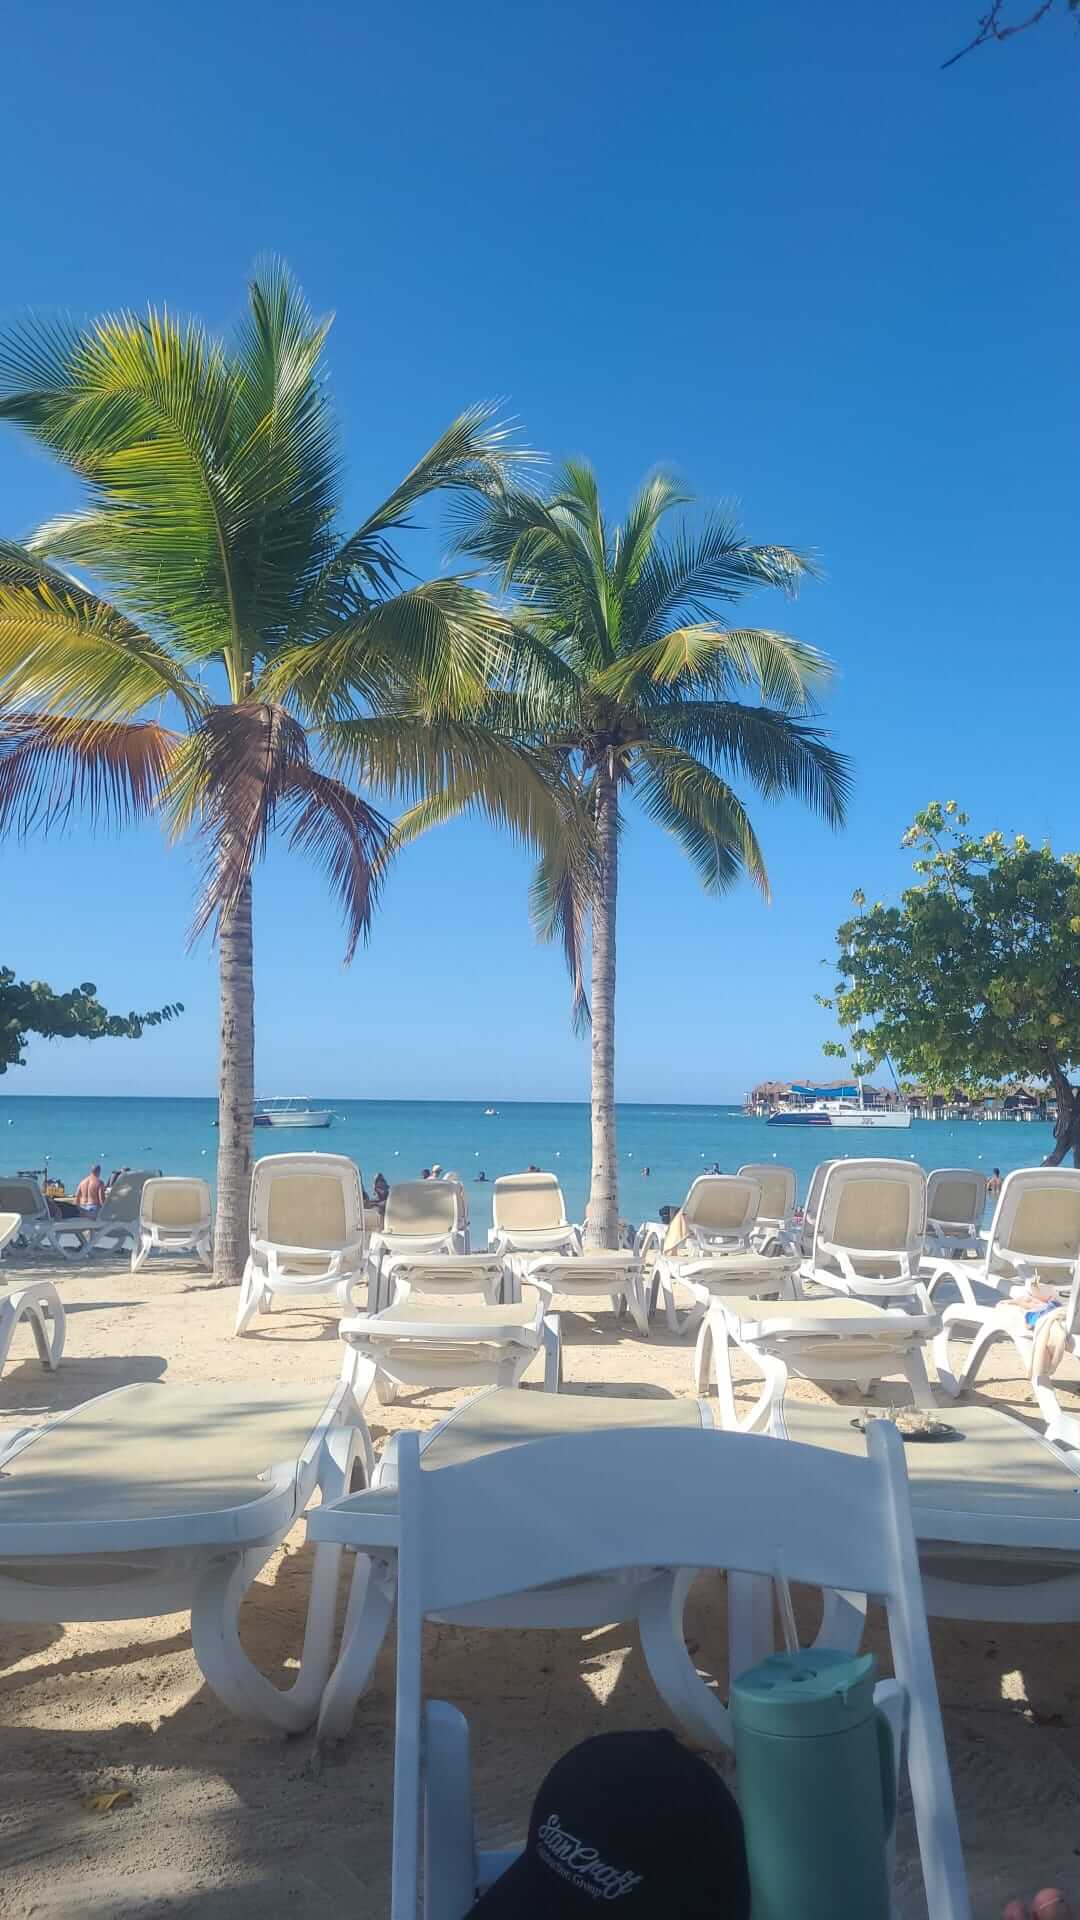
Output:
2 1252 1080 1918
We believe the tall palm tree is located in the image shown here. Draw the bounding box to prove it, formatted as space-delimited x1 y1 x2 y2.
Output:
441 465 852 1245
0 266 535 1279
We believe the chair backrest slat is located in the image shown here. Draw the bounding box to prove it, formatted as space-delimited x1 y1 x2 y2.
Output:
98 1169 157 1224
799 1158 839 1256
0 1178 48 1220
815 1160 926 1262
990 1168 1080 1275
384 1180 459 1238
491 1172 567 1233
927 1169 986 1229
142 1177 211 1229
737 1163 797 1225
682 1174 760 1235
252 1153 364 1252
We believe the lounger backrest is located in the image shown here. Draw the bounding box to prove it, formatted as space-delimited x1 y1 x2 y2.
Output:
98 1170 157 1224
737 1163 797 1225
391 1421 966 1920
682 1175 760 1236
491 1172 567 1234
383 1181 458 1238
0 1211 20 1254
141 1177 212 1230
799 1159 839 1257
253 1153 365 1252
991 1168 1080 1274
816 1160 927 1260
0 1178 48 1221
927 1169 986 1230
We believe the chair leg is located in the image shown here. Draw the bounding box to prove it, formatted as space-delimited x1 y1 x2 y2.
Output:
131 1232 149 1274
423 1701 478 1920
542 1313 562 1392
317 1551 398 1741
234 1266 262 1336
626 1279 650 1339
692 1316 714 1396
374 1368 399 1406
638 1568 732 1750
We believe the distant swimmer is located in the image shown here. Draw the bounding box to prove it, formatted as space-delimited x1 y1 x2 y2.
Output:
641 1165 651 1177
988 1167 1003 1197
527 1163 540 1173
421 1167 432 1180
475 1170 488 1182
73 1163 106 1214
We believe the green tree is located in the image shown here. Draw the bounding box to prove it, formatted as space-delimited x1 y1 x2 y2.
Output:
821 802 1080 1164
0 265 533 1278
0 967 182 1073
409 465 849 1245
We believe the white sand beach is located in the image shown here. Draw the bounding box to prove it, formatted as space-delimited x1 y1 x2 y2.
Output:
3 1256 1080 1919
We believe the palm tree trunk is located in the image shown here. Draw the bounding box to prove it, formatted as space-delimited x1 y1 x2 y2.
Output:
214 876 254 1282
584 766 619 1249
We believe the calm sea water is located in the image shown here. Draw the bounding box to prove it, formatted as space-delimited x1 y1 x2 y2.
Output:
0 1095 1057 1234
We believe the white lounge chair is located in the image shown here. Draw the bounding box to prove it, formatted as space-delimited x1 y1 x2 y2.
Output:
0 1212 65 1373
796 1157 840 1259
384 1419 968 1920
925 1167 988 1258
929 1168 1080 1413
306 1386 718 1742
646 1176 801 1335
510 1249 652 1337
800 1158 930 1307
369 1180 467 1304
338 1284 562 1407
131 1176 213 1272
236 1153 366 1335
376 1249 509 1315
487 1171 580 1257
737 1162 798 1248
761 1392 1080 1629
695 1293 940 1431
0 1378 369 1731
0 1176 85 1261
56 1169 159 1259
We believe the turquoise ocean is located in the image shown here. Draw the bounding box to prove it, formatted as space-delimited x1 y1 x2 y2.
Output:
0 1095 1057 1235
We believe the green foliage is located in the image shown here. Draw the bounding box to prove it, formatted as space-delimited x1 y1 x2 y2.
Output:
827 802 1080 1097
0 967 182 1073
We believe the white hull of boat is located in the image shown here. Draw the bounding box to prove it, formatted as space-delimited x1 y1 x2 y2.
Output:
262 1109 332 1128
767 1106 911 1130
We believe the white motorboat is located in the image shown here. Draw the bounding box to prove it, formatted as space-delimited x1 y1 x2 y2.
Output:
254 1097 333 1130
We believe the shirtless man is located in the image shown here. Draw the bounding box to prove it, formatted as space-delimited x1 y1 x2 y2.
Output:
73 1163 106 1214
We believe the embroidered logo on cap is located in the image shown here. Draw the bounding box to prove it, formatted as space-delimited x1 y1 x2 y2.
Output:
536 1813 644 1901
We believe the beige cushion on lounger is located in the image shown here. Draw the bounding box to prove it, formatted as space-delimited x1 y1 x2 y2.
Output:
672 1251 800 1284
0 1385 334 1527
372 1301 541 1330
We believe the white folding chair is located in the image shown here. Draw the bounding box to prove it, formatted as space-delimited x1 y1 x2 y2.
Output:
487 1172 580 1257
0 1212 65 1373
737 1162 798 1249
388 1422 969 1920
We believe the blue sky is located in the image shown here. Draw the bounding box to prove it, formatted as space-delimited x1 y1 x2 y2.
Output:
1 0 1076 1102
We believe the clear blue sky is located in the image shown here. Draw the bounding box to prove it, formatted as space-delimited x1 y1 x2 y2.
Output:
1 0 1076 1102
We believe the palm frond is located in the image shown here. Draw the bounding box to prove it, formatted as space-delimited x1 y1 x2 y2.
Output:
611 471 689 596
0 713 176 834
312 405 531 605
529 840 591 1033
275 764 387 962
452 484 613 673
0 547 207 722
625 514 815 650
261 578 512 721
648 700 851 828
594 624 833 711
186 702 312 939
636 743 770 898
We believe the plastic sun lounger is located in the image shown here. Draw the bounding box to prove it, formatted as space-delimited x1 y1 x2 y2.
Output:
371 1249 507 1317
54 1169 160 1259
0 1177 87 1262
487 1171 581 1257
924 1167 988 1259
236 1153 367 1334
799 1158 931 1308
510 1248 653 1337
131 1176 213 1272
0 1379 370 1732
736 1162 799 1250
0 1212 65 1374
338 1288 563 1407
385 1420 968 1920
694 1293 941 1429
306 1386 713 1743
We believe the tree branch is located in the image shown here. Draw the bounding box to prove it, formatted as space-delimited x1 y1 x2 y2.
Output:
943 0 1059 68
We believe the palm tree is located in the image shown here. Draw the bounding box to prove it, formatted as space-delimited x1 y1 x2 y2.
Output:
446 465 852 1245
0 265 534 1279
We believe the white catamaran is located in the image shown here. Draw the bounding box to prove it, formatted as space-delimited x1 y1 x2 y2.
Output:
766 1080 911 1130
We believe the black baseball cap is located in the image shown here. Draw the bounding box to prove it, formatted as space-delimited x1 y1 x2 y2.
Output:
468 1730 749 1917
